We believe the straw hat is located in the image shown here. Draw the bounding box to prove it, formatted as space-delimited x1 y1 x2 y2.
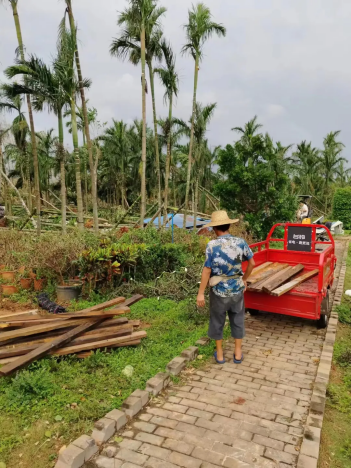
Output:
204 210 239 228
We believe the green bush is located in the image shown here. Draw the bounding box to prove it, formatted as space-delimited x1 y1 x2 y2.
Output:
336 304 351 324
136 243 189 281
333 188 351 229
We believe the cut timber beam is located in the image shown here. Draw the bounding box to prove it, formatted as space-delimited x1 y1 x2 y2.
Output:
248 265 291 292
262 264 304 293
0 318 106 376
270 269 319 297
250 262 273 275
54 331 147 356
0 325 135 358
248 263 289 286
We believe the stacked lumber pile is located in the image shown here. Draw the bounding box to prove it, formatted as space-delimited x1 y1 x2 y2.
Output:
0 295 145 376
247 262 318 296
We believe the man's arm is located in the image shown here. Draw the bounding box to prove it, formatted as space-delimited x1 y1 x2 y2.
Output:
243 257 255 290
197 267 211 308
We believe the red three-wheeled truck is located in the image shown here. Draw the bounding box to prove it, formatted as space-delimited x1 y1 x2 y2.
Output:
243 223 336 328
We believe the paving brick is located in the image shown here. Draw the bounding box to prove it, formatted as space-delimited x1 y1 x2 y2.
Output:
176 391 199 401
133 421 156 433
135 432 165 446
169 451 202 468
169 396 182 404
154 426 184 441
122 396 142 418
297 454 318 468
176 421 207 437
191 447 225 466
269 431 300 445
252 435 284 451
115 448 149 465
139 413 153 422
167 357 187 375
150 416 178 429
181 346 199 361
181 398 207 410
187 407 213 420
264 448 297 464
118 439 142 451
163 402 188 414
58 444 85 468
95 455 117 468
131 389 149 406
72 434 98 461
285 444 300 455
146 372 170 396
139 442 171 460
92 417 116 444
145 457 178 468
163 438 194 455
105 410 128 431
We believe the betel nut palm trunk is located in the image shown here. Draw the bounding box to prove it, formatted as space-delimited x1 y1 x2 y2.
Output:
66 0 99 233
11 0 41 234
183 54 199 228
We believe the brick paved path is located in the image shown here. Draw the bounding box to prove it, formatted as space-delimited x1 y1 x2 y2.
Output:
93 242 346 468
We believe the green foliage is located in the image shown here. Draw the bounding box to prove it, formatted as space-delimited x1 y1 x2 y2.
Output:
215 129 297 239
333 188 351 229
336 303 351 324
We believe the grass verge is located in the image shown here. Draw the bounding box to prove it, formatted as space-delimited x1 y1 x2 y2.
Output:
320 243 351 468
0 297 222 468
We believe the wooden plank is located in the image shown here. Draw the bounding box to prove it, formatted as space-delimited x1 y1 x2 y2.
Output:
1 306 131 326
0 309 38 320
0 325 134 358
0 318 91 344
0 318 106 376
54 331 147 356
247 262 280 284
250 262 273 275
262 264 304 293
0 307 131 344
249 265 291 292
0 318 135 347
270 269 319 297
248 263 289 286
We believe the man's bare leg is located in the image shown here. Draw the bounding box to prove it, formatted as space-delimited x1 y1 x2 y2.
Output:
234 338 243 360
216 339 224 361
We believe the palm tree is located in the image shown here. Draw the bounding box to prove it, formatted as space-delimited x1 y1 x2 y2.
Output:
62 0 99 234
175 102 217 228
181 3 226 227
1 0 41 233
154 40 179 224
36 129 57 201
321 131 346 212
100 120 131 207
4 44 90 232
110 0 166 225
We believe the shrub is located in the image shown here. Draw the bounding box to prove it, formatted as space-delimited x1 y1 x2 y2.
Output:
333 188 351 229
336 304 351 324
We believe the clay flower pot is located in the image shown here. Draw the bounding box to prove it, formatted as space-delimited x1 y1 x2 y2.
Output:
20 278 32 290
29 270 36 280
0 264 5 271
2 284 19 296
56 280 83 302
34 278 47 291
1 271 15 283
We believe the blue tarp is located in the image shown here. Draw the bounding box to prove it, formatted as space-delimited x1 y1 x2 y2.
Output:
144 213 209 229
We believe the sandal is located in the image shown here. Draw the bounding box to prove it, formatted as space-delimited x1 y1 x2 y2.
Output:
214 351 225 364
234 353 244 364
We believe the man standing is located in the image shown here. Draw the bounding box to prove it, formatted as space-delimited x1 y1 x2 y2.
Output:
197 211 255 364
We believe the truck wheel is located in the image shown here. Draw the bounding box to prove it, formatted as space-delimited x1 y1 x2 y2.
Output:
321 291 331 318
317 314 328 329
247 309 259 316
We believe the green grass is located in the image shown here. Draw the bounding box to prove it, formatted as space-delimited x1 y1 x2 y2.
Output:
0 297 222 468
320 243 351 468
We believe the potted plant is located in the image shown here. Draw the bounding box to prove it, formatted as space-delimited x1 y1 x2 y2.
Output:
1 269 16 283
1 284 19 296
18 269 33 290
33 269 47 291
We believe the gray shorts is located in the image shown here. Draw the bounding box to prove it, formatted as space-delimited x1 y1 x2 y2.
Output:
208 290 245 340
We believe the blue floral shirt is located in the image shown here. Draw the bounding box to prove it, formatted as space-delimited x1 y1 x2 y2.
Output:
204 235 254 297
